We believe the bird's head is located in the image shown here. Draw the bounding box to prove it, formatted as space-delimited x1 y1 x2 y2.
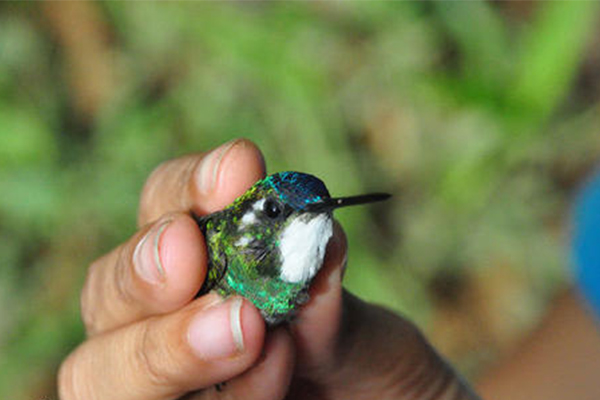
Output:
231 172 389 284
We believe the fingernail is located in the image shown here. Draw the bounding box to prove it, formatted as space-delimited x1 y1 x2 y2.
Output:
331 263 344 284
188 297 245 360
340 251 348 280
133 220 170 284
196 139 241 195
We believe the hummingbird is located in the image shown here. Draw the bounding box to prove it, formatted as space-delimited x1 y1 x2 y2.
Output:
193 171 389 325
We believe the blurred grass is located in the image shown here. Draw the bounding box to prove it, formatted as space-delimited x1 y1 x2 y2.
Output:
1 1 600 398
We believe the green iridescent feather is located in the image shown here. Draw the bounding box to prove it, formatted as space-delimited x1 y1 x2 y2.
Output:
194 179 310 325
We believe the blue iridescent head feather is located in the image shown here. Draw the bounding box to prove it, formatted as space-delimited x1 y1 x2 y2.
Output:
265 172 331 210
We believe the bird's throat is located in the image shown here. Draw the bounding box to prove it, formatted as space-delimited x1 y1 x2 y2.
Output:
278 213 333 284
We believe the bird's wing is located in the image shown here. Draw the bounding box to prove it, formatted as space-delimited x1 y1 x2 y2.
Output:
193 212 229 296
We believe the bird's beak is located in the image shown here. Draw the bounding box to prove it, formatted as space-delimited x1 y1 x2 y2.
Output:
306 193 391 213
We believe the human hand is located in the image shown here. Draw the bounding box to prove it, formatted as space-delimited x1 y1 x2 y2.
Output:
58 139 481 400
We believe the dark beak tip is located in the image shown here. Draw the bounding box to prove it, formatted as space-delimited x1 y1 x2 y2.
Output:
310 192 391 212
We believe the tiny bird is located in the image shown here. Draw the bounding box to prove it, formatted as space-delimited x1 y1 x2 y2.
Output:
193 171 389 325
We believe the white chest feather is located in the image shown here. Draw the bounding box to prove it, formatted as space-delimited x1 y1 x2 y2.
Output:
278 214 333 283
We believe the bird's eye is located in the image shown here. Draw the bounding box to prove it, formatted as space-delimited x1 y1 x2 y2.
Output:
263 199 282 219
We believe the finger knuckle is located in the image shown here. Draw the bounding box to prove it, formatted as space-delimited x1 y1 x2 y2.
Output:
144 158 174 194
81 249 134 335
133 321 173 387
181 156 203 208
58 352 86 400
139 156 197 224
113 244 135 306
80 259 103 334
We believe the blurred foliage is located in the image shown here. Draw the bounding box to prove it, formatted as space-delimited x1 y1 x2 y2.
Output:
1 1 600 399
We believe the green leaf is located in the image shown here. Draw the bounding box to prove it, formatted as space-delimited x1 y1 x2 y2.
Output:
435 1 511 99
0 106 57 167
509 1 599 123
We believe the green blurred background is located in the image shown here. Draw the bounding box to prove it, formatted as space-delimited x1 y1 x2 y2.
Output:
1 1 600 398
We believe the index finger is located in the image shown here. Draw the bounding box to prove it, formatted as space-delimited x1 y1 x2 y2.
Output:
138 138 266 226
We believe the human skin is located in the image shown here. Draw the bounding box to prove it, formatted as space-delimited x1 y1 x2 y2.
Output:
477 290 600 400
58 138 482 400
